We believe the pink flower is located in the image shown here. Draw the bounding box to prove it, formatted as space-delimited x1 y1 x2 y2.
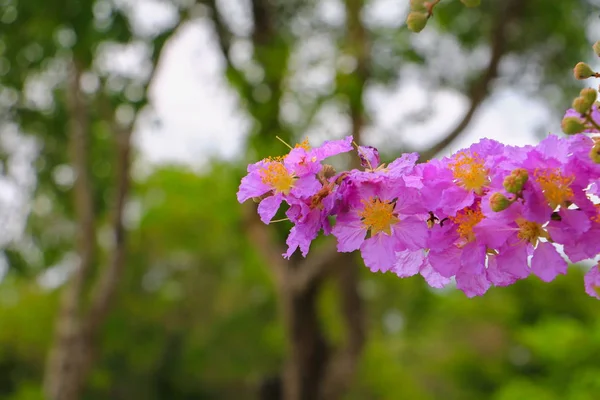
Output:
332 178 428 272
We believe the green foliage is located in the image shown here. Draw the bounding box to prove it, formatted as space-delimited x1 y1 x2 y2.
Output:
2 0 600 398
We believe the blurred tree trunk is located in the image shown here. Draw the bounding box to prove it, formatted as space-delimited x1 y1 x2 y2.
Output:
43 60 133 400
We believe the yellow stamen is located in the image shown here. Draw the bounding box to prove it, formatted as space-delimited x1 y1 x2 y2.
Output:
295 138 311 150
516 217 549 246
449 205 484 243
448 151 488 194
534 168 574 209
358 197 399 236
260 161 296 194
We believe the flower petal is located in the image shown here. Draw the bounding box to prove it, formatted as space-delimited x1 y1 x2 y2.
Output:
531 242 567 282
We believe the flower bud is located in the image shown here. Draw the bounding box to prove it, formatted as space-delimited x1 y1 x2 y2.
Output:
561 116 585 135
594 41 600 57
574 62 596 80
490 192 511 212
460 0 481 7
406 11 428 33
503 168 528 194
581 88 598 107
572 96 591 114
590 142 600 164
409 0 427 12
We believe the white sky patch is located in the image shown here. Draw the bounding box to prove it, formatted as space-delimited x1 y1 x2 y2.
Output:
135 13 558 168
135 20 249 167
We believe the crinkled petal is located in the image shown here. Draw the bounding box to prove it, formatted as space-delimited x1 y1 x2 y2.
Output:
361 233 396 272
332 212 365 252
486 255 519 287
456 272 491 298
460 242 486 275
257 193 283 224
429 246 462 278
531 242 567 282
393 217 428 250
441 187 474 216
494 243 530 280
311 135 353 161
237 172 271 203
393 249 425 277
290 175 321 198
420 262 452 289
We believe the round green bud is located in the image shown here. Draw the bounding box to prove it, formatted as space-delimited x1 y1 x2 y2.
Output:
503 168 528 194
572 96 592 114
593 41 600 57
460 0 481 7
574 62 596 80
490 192 511 212
581 88 598 106
409 0 427 12
561 116 585 135
590 142 600 164
406 11 428 33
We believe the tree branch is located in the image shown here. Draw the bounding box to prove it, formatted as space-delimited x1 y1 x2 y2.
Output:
415 0 524 162
43 58 95 400
205 0 253 96
84 16 184 335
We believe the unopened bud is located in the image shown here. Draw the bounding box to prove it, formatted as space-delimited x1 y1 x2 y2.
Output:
572 97 591 114
590 142 600 164
406 11 428 33
503 168 528 194
460 0 481 7
490 192 511 212
574 62 596 80
409 0 427 12
571 96 594 114
561 116 586 135
319 164 337 180
581 88 598 106
594 41 600 57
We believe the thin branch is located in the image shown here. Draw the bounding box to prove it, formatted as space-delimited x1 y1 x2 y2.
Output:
43 58 95 400
205 0 253 96
415 0 524 162
84 17 187 336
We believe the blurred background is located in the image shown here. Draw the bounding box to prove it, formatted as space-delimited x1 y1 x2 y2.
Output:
2 0 600 399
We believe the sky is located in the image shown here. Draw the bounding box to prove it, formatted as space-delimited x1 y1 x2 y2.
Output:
131 0 555 169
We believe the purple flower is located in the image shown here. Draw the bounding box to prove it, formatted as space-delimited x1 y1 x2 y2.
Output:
332 178 429 272
237 135 354 224
584 264 600 299
482 203 567 283
283 183 337 258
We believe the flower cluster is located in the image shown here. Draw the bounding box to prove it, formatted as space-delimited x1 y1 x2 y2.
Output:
238 132 600 299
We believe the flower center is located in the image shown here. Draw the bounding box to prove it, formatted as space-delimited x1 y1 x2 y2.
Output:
260 162 296 195
534 168 574 209
358 197 399 236
516 218 549 246
448 151 488 194
449 205 484 243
